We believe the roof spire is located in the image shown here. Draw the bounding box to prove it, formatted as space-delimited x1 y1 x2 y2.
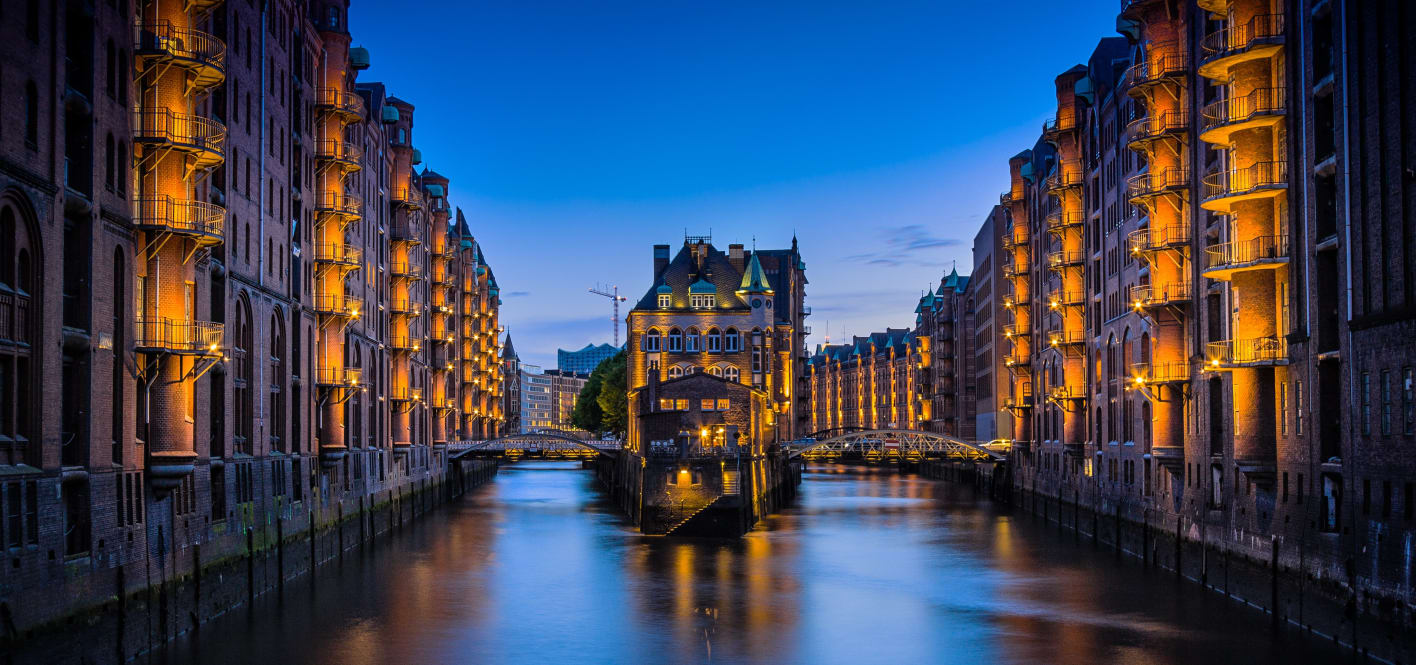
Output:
738 251 773 295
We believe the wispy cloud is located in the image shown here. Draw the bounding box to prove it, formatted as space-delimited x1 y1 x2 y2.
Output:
503 290 532 298
845 224 962 266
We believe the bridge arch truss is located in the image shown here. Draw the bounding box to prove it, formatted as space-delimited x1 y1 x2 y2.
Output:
787 429 1005 463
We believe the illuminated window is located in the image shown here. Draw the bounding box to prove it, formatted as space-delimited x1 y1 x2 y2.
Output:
668 365 684 379
658 294 670 308
701 399 716 411
675 399 688 411
716 398 730 410
708 366 722 377
724 366 740 383
659 398 674 411
691 294 715 309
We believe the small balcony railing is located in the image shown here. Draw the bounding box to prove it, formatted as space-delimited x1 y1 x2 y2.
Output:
314 191 362 220
1002 322 1031 339
1202 160 1288 208
1045 210 1085 233
1046 250 1085 270
312 294 362 319
392 186 424 209
1049 385 1086 402
391 221 423 244
313 242 362 268
135 21 226 89
390 387 423 403
134 318 223 355
1047 330 1086 348
391 260 424 281
315 366 363 388
133 108 226 169
1127 225 1192 255
1046 289 1085 308
1203 235 1289 276
1003 393 1034 411
1122 46 1186 96
1206 337 1288 368
1200 13 1285 73
314 139 362 172
1044 161 1084 192
135 196 224 245
389 335 422 353
1002 252 1031 277
1125 110 1188 149
1129 282 1193 308
316 87 366 121
1002 225 1030 248
1131 361 1190 385
390 299 424 317
1200 87 1285 142
1127 167 1189 203
1042 114 1078 141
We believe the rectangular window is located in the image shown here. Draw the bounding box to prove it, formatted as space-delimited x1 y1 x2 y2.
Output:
1404 368 1414 434
1381 370 1393 435
658 294 670 308
701 399 716 411
1295 379 1304 436
674 399 688 411
716 398 729 410
1279 382 1288 435
707 333 721 352
725 333 739 352
1361 372 1372 435
659 398 674 411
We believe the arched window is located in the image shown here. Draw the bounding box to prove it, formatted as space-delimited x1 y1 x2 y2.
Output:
234 295 254 455
112 248 125 465
706 327 721 352
269 311 286 453
685 327 700 352
667 328 683 353
667 365 684 379
724 327 740 352
708 365 722 377
24 81 39 146
105 39 116 98
724 366 740 384
1140 332 1151 367
642 328 660 352
0 204 38 465
1122 328 1132 442
116 141 127 196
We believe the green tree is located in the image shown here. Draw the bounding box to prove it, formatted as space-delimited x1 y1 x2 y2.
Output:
595 349 629 438
570 369 604 434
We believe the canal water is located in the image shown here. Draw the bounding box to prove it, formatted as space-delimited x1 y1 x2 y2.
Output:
151 462 1347 665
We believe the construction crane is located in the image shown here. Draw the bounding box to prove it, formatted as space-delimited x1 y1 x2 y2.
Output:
588 284 628 347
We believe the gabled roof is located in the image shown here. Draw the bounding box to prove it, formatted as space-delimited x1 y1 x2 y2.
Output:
631 241 750 312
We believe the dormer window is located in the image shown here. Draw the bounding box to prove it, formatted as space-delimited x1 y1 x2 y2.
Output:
658 294 670 308
691 294 715 309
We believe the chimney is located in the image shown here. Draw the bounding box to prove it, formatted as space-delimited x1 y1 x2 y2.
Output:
653 244 670 278
728 244 744 271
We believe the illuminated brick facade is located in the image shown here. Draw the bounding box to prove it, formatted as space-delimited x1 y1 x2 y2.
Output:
0 0 507 638
991 0 1416 626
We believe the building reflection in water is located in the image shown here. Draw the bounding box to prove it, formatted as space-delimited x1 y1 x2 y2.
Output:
149 461 1344 665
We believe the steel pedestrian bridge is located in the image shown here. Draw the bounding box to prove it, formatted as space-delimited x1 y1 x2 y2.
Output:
449 431 621 460
785 429 1007 463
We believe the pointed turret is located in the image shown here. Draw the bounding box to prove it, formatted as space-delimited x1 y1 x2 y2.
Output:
738 252 773 294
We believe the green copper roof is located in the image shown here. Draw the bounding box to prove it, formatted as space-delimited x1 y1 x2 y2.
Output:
476 265 487 276
411 148 423 165
738 252 773 293
656 283 673 294
425 183 443 197
349 46 371 70
689 278 715 294
381 105 399 124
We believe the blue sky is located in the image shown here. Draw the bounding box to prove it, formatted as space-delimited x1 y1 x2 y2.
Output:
350 1 1122 369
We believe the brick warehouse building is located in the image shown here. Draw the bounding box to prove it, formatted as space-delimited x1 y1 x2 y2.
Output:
0 0 507 642
625 236 810 445
987 0 1416 645
806 269 976 439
